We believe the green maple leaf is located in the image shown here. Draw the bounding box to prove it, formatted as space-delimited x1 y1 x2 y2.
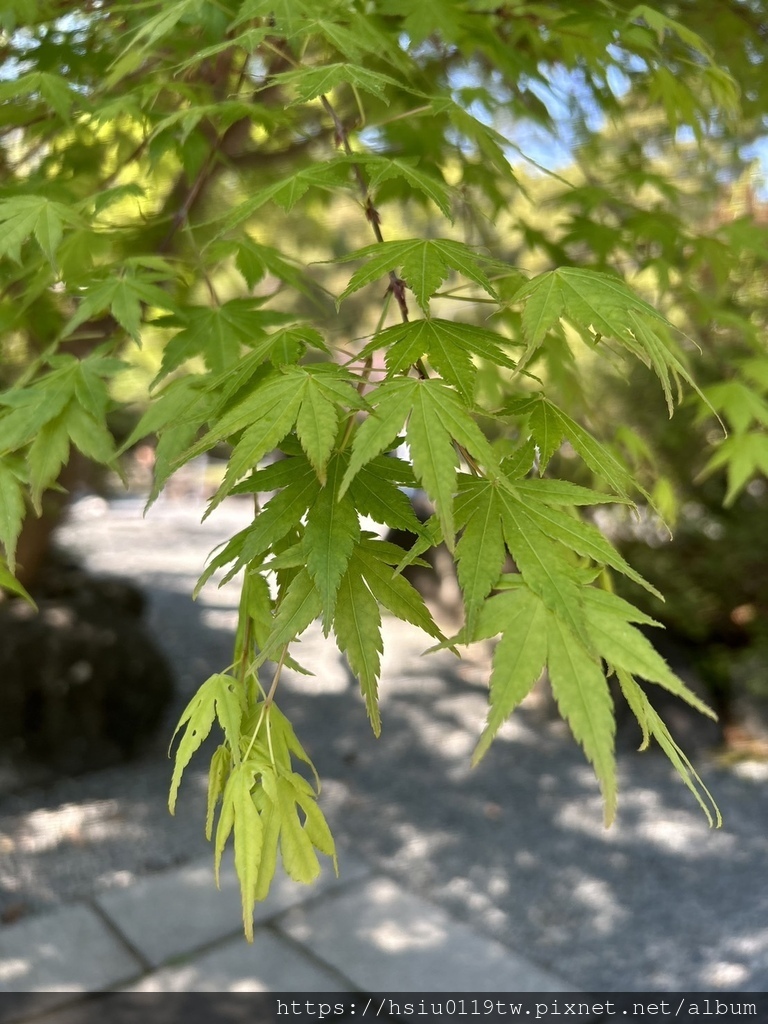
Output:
235 570 274 663
464 580 721 824
340 379 417 493
156 300 294 380
75 358 123 420
254 568 323 669
359 156 455 220
295 367 367 483
61 273 176 343
336 238 500 312
547 611 617 825
506 478 660 598
115 376 215 508
355 538 444 641
253 794 281 904
305 455 360 632
701 380 768 436
347 460 424 534
333 536 448 735
194 375 306 510
431 97 519 184
0 71 74 121
0 195 79 267
206 745 231 841
273 62 401 104
228 764 264 942
360 318 517 402
334 557 383 735
0 364 76 449
472 588 548 764
233 0 312 38
629 4 714 57
501 439 538 479
617 671 721 826
699 431 768 506
65 402 118 466
0 369 116 512
230 450 315 496
274 774 322 884
0 460 25 571
290 777 336 864
454 480 506 637
506 393 638 499
189 365 363 506
581 588 715 720
295 382 340 484
243 468 320 560
487 481 590 645
121 0 196 53
342 378 496 548
265 702 322 787
511 478 633 507
118 376 209 455
232 238 317 296
512 267 666 348
0 557 35 605
465 582 617 823
406 385 462 546
379 0 463 44
509 269 709 417
309 12 412 71
223 161 353 230
27 413 71 511
201 325 329 414
169 672 244 813
213 760 265 941
409 380 498 547
196 460 320 593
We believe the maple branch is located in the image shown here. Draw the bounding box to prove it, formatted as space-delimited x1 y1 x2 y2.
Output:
319 94 409 323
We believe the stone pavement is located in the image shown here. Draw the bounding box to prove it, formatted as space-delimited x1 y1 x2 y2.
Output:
0 848 570 1004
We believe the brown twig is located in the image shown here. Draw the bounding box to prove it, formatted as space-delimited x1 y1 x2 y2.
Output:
319 94 409 323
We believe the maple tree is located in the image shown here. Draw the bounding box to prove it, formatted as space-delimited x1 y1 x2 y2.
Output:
1 0 766 938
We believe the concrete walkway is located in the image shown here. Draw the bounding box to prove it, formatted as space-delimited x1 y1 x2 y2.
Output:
0 849 570 1002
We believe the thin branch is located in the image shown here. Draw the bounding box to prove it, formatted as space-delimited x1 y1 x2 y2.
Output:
158 147 220 252
319 93 409 324
98 136 151 192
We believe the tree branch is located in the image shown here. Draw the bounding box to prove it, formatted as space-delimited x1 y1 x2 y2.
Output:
319 94 409 324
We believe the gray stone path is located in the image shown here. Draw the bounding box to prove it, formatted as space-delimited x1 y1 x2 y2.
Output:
1 496 767 999
0 850 571 1004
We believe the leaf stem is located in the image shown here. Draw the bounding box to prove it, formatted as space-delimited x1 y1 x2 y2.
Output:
265 644 288 708
242 642 286 762
237 613 253 690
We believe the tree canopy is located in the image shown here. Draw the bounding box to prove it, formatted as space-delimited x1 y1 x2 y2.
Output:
1 0 766 938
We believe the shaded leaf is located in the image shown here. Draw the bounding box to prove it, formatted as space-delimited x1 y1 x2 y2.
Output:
334 560 383 735
546 613 617 825
473 588 548 764
305 456 360 631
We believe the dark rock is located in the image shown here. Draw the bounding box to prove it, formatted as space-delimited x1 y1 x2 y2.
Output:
0 554 174 775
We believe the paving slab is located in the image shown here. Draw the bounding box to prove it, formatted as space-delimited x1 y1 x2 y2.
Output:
277 875 572 992
95 848 370 968
0 902 141 993
126 929 351 992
